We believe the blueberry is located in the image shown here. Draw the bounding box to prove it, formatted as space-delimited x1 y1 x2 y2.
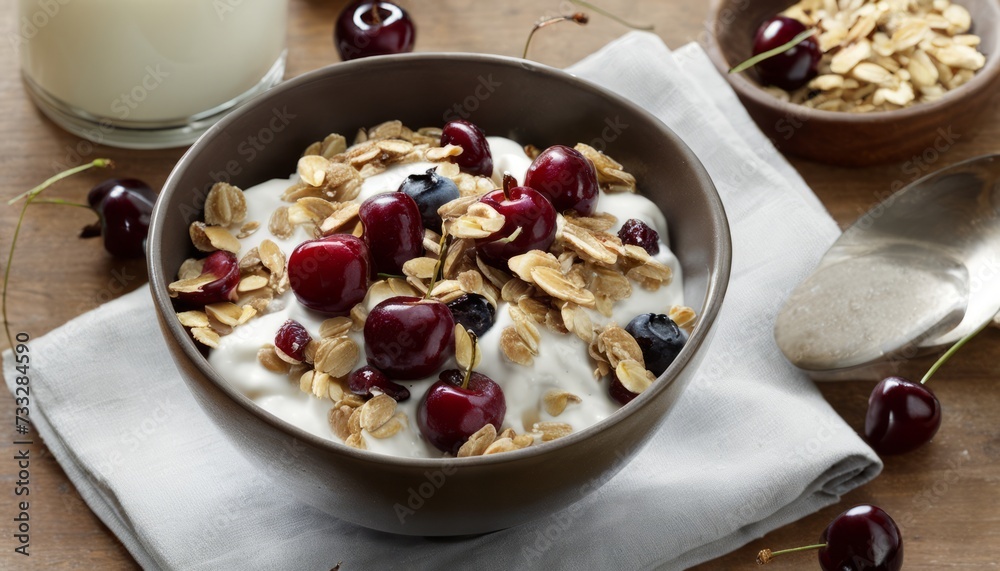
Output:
397 168 460 233
625 313 685 376
446 293 495 337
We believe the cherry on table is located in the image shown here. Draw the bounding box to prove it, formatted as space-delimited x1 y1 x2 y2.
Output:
757 504 903 571
363 295 455 380
85 178 157 259
752 16 821 91
334 1 415 61
440 119 494 178
348 365 411 402
475 174 557 267
524 144 600 216
288 234 371 316
417 368 506 455
397 168 460 233
618 218 660 256
862 319 989 455
358 192 424 276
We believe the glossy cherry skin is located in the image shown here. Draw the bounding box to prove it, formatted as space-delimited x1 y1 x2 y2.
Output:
618 218 660 256
334 1 415 61
752 16 821 90
348 365 411 402
524 145 600 215
358 192 424 275
864 376 942 456
274 320 312 363
818 505 903 571
86 178 157 258
288 234 371 316
174 250 241 306
475 181 557 267
417 369 506 455
440 119 494 177
363 296 455 380
397 168 460 233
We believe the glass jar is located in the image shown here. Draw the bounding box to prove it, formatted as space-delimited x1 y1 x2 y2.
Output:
17 0 289 149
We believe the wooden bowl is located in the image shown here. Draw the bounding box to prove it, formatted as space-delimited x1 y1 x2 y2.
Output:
705 0 1000 166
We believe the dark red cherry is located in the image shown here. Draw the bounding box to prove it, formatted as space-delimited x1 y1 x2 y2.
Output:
752 16 821 90
475 175 557 266
348 365 411 402
440 119 494 177
363 296 455 380
334 1 415 61
174 250 241 306
274 320 312 363
85 178 157 258
819 505 903 571
288 234 371 316
358 192 424 275
758 504 903 570
864 376 941 456
417 369 506 455
524 145 599 215
618 218 660 256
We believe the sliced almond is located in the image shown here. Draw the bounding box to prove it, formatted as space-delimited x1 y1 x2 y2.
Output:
314 337 360 378
616 359 656 395
319 317 353 339
257 345 290 373
457 423 496 457
532 421 572 442
191 327 220 348
204 182 247 227
530 266 596 307
543 390 582 417
176 310 209 328
507 250 560 283
359 394 397 432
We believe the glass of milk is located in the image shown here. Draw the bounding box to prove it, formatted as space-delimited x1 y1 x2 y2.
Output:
16 0 289 149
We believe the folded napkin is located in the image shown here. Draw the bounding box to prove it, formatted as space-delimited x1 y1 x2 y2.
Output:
4 32 881 570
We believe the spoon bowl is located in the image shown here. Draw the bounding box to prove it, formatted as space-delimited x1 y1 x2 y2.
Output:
776 154 1000 379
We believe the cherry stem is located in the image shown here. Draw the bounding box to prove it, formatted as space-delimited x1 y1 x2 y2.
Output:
32 198 93 210
3 159 113 349
461 331 478 390
522 13 589 60
567 0 653 31
369 2 382 25
502 172 515 201
729 28 815 74
425 233 450 300
756 544 826 565
920 319 992 385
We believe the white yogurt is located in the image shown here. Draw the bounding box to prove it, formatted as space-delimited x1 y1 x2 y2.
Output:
209 138 684 458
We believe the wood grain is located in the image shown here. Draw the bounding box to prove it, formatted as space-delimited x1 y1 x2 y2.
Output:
1 0 997 569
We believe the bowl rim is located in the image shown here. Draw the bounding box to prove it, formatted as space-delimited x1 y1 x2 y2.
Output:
704 0 1000 122
148 51 733 469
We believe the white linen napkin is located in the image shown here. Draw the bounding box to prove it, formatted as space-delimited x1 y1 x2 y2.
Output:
3 32 881 570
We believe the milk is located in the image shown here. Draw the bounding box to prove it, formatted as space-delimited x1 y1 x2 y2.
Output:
17 0 287 140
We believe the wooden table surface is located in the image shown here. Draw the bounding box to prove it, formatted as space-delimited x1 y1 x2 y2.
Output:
1 1 997 569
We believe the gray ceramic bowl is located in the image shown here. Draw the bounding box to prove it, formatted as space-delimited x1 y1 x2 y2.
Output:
148 53 731 536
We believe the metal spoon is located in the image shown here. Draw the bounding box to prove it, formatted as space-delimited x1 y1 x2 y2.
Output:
775 154 1000 380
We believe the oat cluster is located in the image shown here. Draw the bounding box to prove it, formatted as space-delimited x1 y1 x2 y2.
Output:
168 120 697 455
771 0 986 111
